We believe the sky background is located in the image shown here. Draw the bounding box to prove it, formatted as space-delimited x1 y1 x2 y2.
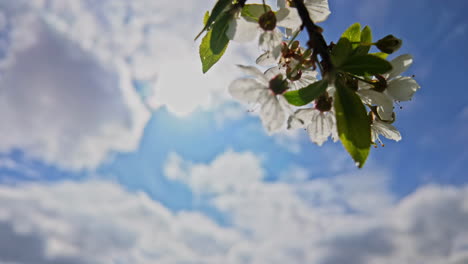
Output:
0 0 467 263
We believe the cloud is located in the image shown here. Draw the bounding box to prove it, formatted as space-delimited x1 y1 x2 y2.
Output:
165 150 468 264
0 0 268 169
0 180 241 264
1 156 468 264
1 153 468 264
0 2 150 170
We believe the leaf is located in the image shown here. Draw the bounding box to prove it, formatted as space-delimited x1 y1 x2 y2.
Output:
334 77 371 168
354 25 372 55
283 80 329 106
331 37 352 67
241 4 271 22
370 52 389 60
339 54 392 76
341 23 361 49
195 0 232 40
203 11 210 26
200 27 229 73
210 11 232 54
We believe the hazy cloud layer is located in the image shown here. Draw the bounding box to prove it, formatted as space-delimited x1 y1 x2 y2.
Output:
0 2 150 170
0 0 261 169
0 151 464 264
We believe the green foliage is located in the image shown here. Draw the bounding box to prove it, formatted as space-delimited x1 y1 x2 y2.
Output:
355 26 372 55
341 23 361 49
195 0 232 40
331 38 352 67
241 4 271 22
283 80 329 106
339 54 392 76
198 3 235 73
210 12 232 54
200 25 229 73
370 52 389 59
334 77 371 168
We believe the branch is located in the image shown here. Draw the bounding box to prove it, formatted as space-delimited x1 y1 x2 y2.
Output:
292 0 333 77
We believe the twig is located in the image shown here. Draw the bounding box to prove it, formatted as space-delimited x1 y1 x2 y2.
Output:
292 0 333 77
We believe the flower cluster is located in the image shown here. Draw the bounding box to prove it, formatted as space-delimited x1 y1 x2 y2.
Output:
196 0 420 167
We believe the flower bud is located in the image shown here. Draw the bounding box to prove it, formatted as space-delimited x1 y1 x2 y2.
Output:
376 35 402 54
258 11 277 31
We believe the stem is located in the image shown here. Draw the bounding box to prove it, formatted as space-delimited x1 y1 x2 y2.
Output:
346 73 374 85
262 0 267 12
286 48 312 79
292 0 333 78
287 29 301 47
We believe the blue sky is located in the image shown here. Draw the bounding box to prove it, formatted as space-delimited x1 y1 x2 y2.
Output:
0 0 467 263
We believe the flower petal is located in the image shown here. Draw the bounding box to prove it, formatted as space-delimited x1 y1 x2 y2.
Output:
287 108 315 129
372 121 401 142
388 54 413 80
226 17 258 42
307 111 334 146
264 66 284 80
305 0 331 23
277 0 287 8
276 7 301 30
357 89 394 121
256 45 282 66
293 70 318 89
260 95 286 133
237 65 268 84
258 30 283 52
387 76 420 101
228 79 267 103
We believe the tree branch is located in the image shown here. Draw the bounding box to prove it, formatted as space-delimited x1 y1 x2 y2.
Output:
292 0 333 77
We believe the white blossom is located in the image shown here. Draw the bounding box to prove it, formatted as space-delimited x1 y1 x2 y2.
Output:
288 106 338 146
276 0 331 32
371 119 402 146
229 65 290 133
358 54 420 121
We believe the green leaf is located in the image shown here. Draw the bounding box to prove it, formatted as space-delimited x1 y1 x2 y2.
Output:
370 52 389 60
241 4 271 22
334 77 371 168
355 25 372 55
195 0 232 40
341 23 361 49
283 80 329 106
339 54 392 76
210 12 231 54
331 37 353 67
200 27 229 73
203 11 210 26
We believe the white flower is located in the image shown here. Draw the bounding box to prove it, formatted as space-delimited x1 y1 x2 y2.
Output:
229 65 290 133
358 54 420 121
371 119 401 146
264 65 318 90
226 14 283 56
276 0 331 31
287 98 338 146
384 54 421 101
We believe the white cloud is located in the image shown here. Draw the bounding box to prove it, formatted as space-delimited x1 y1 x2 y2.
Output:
0 0 268 169
1 158 468 263
0 180 242 264
0 2 150 170
165 150 468 264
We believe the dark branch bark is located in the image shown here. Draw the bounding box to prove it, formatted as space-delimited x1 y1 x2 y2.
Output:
292 0 333 77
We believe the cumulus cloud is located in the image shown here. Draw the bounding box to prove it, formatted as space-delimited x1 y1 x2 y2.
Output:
0 0 268 169
165 150 468 264
1 159 468 264
0 2 150 170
